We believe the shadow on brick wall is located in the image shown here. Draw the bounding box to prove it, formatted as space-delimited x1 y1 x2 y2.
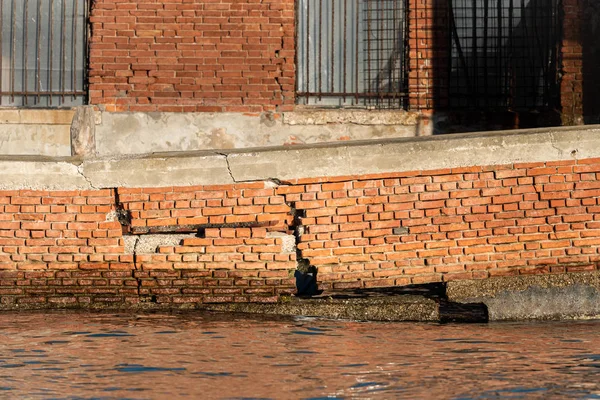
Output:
429 0 595 134
583 0 600 124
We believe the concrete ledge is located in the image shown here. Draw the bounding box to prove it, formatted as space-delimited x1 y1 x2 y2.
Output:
95 111 419 156
81 155 233 188
0 124 71 157
0 109 75 157
0 160 90 190
0 124 598 190
447 272 600 321
0 109 75 125
226 124 598 182
204 295 439 322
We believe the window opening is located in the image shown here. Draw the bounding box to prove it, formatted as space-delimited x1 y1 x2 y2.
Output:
296 0 408 109
446 0 562 110
0 0 89 107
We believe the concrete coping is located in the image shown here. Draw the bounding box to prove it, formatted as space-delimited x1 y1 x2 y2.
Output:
143 122 599 157
0 109 76 125
0 123 598 190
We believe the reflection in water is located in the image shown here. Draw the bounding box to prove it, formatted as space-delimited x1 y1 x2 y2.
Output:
0 312 598 399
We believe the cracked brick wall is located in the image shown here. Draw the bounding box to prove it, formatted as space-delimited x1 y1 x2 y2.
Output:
1 158 600 308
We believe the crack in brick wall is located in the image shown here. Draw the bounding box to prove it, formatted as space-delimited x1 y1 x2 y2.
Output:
0 158 600 308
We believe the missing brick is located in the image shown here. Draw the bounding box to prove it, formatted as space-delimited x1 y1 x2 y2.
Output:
113 188 132 234
130 221 277 235
123 234 195 255
289 203 320 296
393 227 409 235
124 232 195 302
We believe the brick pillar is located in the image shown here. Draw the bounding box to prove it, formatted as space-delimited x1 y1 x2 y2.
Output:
407 0 435 112
560 0 584 125
407 0 447 135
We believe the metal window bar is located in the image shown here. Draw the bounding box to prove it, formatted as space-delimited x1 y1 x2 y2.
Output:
0 0 89 107
296 0 408 109
446 0 561 110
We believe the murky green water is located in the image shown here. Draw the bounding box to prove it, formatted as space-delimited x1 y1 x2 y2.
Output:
0 312 598 399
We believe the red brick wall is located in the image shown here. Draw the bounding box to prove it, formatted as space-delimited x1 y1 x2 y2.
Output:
1 159 600 307
406 0 436 111
88 0 295 113
289 160 600 290
88 0 585 126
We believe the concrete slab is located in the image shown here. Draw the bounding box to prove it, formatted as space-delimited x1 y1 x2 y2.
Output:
81 154 233 188
0 124 71 157
0 109 75 125
95 111 419 156
447 272 600 321
0 160 90 190
226 125 600 182
204 295 440 322
0 124 598 190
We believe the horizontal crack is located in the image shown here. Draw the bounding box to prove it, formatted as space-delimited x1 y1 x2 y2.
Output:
130 221 278 235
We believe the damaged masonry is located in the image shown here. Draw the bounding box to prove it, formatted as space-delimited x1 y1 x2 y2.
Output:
111 183 319 299
0 129 600 320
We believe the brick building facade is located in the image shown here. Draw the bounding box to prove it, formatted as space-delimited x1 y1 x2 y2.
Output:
0 0 598 310
83 0 595 129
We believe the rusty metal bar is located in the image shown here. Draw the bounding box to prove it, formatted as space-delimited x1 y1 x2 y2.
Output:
0 0 3 106
84 0 90 104
391 0 397 106
366 0 372 105
61 0 66 103
483 0 488 108
508 0 514 108
305 0 310 101
11 0 16 103
297 91 407 97
0 90 86 95
24 0 29 105
36 0 42 104
378 0 383 104
342 0 347 102
49 0 54 106
471 0 477 106
330 0 335 95
318 0 322 98
73 0 78 101
496 0 502 103
354 0 359 104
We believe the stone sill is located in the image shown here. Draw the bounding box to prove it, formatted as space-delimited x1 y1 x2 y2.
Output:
0 109 76 125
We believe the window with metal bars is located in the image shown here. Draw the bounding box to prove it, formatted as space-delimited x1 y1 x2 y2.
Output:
0 0 89 108
296 0 408 109
446 0 562 110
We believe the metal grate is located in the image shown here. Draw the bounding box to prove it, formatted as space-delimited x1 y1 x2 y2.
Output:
0 0 89 108
296 0 408 109
446 0 562 110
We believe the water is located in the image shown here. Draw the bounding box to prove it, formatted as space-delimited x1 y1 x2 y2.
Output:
0 312 599 399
